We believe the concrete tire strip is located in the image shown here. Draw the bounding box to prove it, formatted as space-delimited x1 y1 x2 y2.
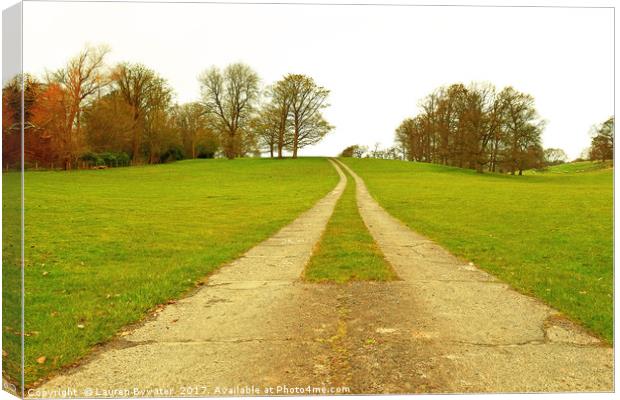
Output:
34 163 349 397
334 159 613 393
32 159 613 396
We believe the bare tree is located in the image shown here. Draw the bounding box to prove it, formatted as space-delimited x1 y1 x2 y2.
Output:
111 63 173 163
50 44 110 169
171 102 216 159
269 79 295 158
286 74 332 158
395 82 545 174
499 86 545 175
251 106 280 158
199 63 259 159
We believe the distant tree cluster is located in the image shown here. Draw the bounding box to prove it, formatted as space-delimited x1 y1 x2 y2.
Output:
543 148 568 166
2 45 333 169
588 116 614 162
340 143 403 160
395 83 546 175
340 145 363 158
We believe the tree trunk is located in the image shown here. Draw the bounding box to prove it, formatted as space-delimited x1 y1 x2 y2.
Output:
277 124 285 159
132 131 140 164
224 131 236 159
292 127 299 159
130 109 142 163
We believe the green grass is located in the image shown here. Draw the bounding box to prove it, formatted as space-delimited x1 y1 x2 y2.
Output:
304 167 396 283
2 168 22 390
341 158 613 342
527 160 613 175
2 158 338 386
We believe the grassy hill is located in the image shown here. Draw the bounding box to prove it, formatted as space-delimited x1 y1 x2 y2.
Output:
2 158 338 386
527 160 613 175
342 158 613 343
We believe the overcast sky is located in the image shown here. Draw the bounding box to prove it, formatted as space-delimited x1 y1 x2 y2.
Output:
20 0 614 159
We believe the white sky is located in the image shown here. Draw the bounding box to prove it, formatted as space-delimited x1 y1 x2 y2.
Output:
19 0 614 159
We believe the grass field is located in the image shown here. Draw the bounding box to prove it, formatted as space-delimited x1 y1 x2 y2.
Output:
2 158 338 386
304 168 396 283
341 158 613 343
527 160 613 175
2 169 21 390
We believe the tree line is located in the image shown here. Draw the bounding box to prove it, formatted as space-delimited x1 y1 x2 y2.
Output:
341 114 613 170
2 45 333 170
343 83 613 171
392 82 546 175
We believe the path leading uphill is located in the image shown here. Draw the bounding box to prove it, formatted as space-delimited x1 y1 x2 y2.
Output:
32 159 612 397
334 159 613 392
32 162 349 397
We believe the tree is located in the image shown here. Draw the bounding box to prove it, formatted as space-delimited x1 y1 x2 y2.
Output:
199 63 259 159
110 62 173 163
287 111 333 155
462 83 504 172
286 74 332 158
29 82 71 168
2 75 28 169
2 74 67 169
543 148 568 166
251 106 281 158
340 145 357 157
397 118 415 160
395 82 545 174
267 78 295 158
589 116 614 161
50 45 110 169
340 144 372 158
499 87 545 175
83 91 134 154
171 102 218 159
251 73 332 159
142 99 179 164
385 146 403 160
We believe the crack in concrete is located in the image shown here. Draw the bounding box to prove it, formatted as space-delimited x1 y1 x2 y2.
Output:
334 159 613 392
405 279 504 284
30 160 612 395
146 338 296 345
32 159 349 396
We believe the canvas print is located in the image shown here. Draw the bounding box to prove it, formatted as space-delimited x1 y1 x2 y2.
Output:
1 0 614 397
